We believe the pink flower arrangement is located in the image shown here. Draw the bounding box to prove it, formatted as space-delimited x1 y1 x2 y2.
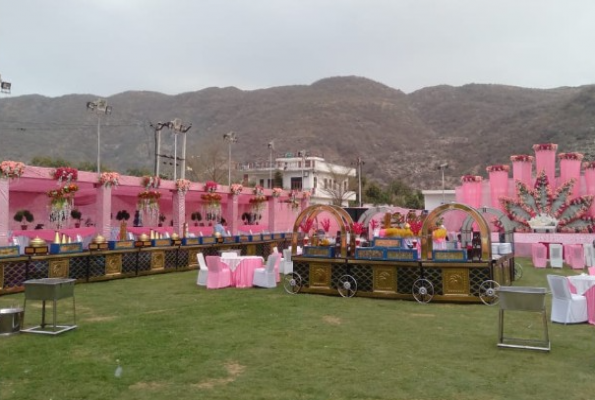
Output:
141 175 161 189
253 185 264 196
532 143 558 152
558 152 584 161
272 187 283 197
461 175 483 183
175 178 191 193
510 155 534 163
0 160 25 179
53 167 78 184
351 222 364 235
99 172 120 188
583 161 595 170
486 164 510 173
205 181 218 193
230 183 243 195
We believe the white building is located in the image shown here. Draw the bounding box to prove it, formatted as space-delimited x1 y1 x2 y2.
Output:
238 154 356 206
421 189 457 211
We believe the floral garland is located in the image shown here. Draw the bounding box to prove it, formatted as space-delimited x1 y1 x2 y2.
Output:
175 178 191 193
141 175 161 189
204 181 218 193
558 152 584 161
486 164 510 173
99 172 120 188
532 143 558 152
230 183 243 195
53 167 78 185
0 160 25 180
461 175 483 183
47 184 79 205
249 193 268 211
583 161 595 170
510 155 534 163
272 187 283 198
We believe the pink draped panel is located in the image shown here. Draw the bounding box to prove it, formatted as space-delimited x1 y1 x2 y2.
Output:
488 170 509 211
534 149 557 187
559 159 582 199
0 179 9 246
96 185 111 239
462 182 482 208
512 161 532 187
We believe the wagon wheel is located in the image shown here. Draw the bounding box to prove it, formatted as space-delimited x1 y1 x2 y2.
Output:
514 262 523 280
337 275 357 298
479 280 500 306
283 272 302 294
412 278 434 304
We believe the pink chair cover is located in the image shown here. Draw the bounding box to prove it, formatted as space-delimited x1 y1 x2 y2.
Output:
532 243 547 268
205 255 231 289
584 286 595 325
589 267 595 276
569 245 585 270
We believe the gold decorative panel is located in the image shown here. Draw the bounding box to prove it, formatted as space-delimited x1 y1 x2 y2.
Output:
105 254 122 275
309 263 332 288
374 267 396 292
443 268 469 295
49 259 70 278
0 265 4 290
188 249 199 268
151 251 165 270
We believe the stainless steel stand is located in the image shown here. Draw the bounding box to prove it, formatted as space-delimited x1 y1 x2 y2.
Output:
21 278 77 335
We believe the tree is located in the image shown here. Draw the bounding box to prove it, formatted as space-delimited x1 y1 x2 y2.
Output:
317 164 356 206
186 139 231 183
364 181 390 205
273 170 283 188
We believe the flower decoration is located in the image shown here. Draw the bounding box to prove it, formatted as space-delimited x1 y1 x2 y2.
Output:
99 172 120 188
53 167 78 184
320 218 331 233
369 219 379 231
137 190 162 217
558 152 584 161
583 161 595 170
249 185 268 212
285 189 301 211
486 164 510 173
141 175 161 189
302 190 312 198
351 222 364 236
272 187 283 198
175 178 191 193
461 175 483 183
230 183 243 195
532 143 558 152
299 217 315 234
253 185 264 196
47 184 79 229
204 181 218 193
510 155 534 163
0 160 25 180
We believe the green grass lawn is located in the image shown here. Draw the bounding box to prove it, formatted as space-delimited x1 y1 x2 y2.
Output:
1 259 595 400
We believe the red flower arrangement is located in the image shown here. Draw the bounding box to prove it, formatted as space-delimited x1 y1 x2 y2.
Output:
461 175 483 183
47 183 79 200
320 218 331 233
204 181 218 193
53 167 78 184
532 143 558 152
299 217 315 233
486 164 510 173
558 152 584 161
510 155 534 163
141 175 161 189
351 222 364 236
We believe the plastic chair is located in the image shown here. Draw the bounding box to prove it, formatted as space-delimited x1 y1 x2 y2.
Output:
205 256 231 289
532 243 547 268
549 244 563 268
253 254 278 288
196 253 208 286
546 274 588 324
584 243 595 268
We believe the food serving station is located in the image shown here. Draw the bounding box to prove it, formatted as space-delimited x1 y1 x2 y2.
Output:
285 203 513 304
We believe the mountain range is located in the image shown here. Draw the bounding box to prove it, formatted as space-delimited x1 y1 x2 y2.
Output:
1 76 594 190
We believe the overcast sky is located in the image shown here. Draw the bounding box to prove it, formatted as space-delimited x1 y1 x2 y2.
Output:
1 0 594 98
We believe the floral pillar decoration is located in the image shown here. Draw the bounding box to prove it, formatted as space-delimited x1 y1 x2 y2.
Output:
533 143 558 189
0 161 25 245
486 165 509 211
97 172 120 239
138 175 162 226
48 167 79 229
228 183 243 235
559 152 583 200
510 155 533 188
584 161 595 217
300 189 311 210
201 181 221 223
268 187 283 233
460 175 483 208
173 179 190 236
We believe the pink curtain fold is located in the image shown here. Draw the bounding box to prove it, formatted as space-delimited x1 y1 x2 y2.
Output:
488 170 509 211
534 149 557 187
0 179 9 246
462 181 482 208
559 158 582 199
512 161 533 187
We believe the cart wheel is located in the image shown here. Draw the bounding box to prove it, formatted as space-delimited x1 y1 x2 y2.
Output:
337 275 357 298
283 272 302 294
514 262 523 280
479 280 500 306
412 278 434 304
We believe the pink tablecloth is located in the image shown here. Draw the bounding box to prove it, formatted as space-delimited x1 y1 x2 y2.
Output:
221 256 264 288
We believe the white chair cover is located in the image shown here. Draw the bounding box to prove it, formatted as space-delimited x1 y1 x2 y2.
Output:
196 252 208 286
584 243 595 268
253 254 278 288
281 248 293 274
547 274 588 324
549 244 563 268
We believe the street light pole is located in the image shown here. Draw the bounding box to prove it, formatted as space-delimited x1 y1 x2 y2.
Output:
268 141 275 188
86 99 112 174
357 157 365 207
438 163 448 204
298 150 306 190
223 132 237 186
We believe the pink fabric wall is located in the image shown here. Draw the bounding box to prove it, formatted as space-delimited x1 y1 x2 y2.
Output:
0 179 8 246
534 148 557 187
488 170 509 211
511 160 533 187
560 158 582 199
461 181 482 208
